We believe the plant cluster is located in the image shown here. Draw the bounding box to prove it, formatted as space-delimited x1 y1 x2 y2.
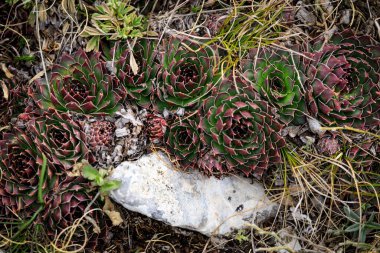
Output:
164 30 380 176
1 27 380 250
81 0 153 52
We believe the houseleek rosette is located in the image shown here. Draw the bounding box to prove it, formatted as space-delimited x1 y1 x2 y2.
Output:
86 120 116 152
0 131 58 216
105 39 160 107
305 29 380 129
42 176 108 250
32 49 126 115
241 47 307 125
26 109 93 170
156 37 220 111
165 116 202 169
198 77 286 176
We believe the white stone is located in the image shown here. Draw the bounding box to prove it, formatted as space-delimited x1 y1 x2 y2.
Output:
109 152 277 236
307 117 326 136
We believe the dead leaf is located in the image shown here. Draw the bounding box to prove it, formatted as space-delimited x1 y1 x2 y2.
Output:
28 71 45 85
85 36 100 52
204 0 217 7
42 38 49 51
130 53 139 75
67 160 89 177
144 30 159 37
1 63 14 78
81 26 105 37
0 126 10 132
62 22 70 35
319 0 334 16
1 81 9 101
103 196 123 226
61 0 76 15
38 3 47 24
104 210 123 226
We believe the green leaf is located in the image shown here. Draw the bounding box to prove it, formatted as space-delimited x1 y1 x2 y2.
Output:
345 223 360 233
364 222 380 230
95 176 105 186
37 154 48 204
82 164 101 181
359 229 367 243
100 180 121 193
344 206 360 222
235 230 249 243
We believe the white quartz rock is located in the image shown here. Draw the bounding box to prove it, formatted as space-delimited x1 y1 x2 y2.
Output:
109 152 277 236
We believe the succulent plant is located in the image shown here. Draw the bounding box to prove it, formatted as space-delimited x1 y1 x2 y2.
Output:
85 120 115 152
0 131 57 215
165 116 202 169
0 182 15 218
155 37 220 111
31 49 126 115
104 39 160 107
198 77 286 176
0 133 19 217
241 47 307 125
196 151 224 176
43 176 91 229
346 141 379 168
304 29 380 129
146 113 167 144
26 109 94 170
42 176 107 250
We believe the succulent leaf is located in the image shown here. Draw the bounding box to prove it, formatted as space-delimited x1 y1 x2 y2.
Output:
85 120 116 152
0 76 26 125
41 175 109 251
146 113 167 144
346 141 379 168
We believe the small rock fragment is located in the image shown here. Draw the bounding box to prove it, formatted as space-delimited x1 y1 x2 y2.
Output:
278 227 303 253
317 136 340 156
340 9 351 25
307 117 326 136
282 126 302 138
175 107 185 117
300 135 315 146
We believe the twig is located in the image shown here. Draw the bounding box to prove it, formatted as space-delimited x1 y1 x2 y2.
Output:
320 126 380 139
34 0 50 93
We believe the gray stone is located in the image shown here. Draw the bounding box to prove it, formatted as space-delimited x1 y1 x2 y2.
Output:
109 152 277 236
